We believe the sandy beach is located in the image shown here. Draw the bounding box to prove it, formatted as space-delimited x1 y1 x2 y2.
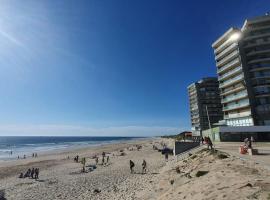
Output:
0 138 270 200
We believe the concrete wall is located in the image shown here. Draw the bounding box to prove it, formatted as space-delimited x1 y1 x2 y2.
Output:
174 141 200 156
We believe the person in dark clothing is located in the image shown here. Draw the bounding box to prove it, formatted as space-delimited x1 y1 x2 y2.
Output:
107 156 109 163
130 160 135 173
34 168 39 180
165 153 168 161
24 168 31 178
142 160 147 174
95 157 99 165
207 137 213 150
19 173 24 178
31 168 35 179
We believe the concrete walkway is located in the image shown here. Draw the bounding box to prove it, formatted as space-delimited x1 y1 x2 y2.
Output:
214 142 270 170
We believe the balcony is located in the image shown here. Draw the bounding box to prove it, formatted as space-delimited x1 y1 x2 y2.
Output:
224 110 252 119
219 74 244 89
215 43 238 60
248 57 270 65
220 84 246 96
221 90 248 104
214 40 232 54
217 58 241 73
243 32 270 42
216 50 239 67
223 100 250 112
218 66 242 81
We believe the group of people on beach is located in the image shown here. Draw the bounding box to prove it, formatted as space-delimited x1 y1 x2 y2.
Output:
17 153 38 160
19 168 39 180
95 152 110 166
129 159 147 174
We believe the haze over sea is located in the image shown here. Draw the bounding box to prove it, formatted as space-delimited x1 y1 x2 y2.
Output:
0 136 140 160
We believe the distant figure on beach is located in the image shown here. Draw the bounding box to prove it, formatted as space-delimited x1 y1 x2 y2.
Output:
130 160 135 173
165 153 168 161
205 137 213 150
74 155 79 163
23 155 26 159
32 153 35 158
142 159 147 174
102 152 105 158
95 157 98 165
244 137 249 146
102 156 105 165
201 137 204 144
107 156 109 163
17 156 20 159
31 168 35 179
19 173 23 178
24 168 31 178
34 168 39 180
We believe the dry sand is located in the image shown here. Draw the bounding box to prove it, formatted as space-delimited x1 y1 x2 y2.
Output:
0 138 270 200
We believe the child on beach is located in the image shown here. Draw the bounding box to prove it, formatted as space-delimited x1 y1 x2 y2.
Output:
130 160 135 173
142 160 147 174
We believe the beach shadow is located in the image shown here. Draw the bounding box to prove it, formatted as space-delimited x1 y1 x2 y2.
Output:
36 179 45 182
0 190 7 200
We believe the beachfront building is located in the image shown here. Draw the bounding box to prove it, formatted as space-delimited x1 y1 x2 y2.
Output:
212 14 270 127
208 14 270 141
187 77 223 136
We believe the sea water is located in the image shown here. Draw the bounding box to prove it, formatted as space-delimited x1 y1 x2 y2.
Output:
0 136 140 160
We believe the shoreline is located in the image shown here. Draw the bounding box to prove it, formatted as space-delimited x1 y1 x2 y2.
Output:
0 136 152 162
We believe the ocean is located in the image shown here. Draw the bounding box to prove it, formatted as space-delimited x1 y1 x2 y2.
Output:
0 136 141 160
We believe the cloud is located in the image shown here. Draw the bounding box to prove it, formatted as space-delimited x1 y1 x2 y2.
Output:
0 124 187 137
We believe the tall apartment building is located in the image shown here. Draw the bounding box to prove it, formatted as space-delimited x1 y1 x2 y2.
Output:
212 14 270 126
188 77 223 136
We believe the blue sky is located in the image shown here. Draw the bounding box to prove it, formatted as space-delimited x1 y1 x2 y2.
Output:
0 0 269 136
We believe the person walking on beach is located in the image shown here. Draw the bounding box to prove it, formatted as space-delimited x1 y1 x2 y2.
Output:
31 168 35 179
102 156 105 165
107 156 109 164
207 137 213 150
130 160 135 173
165 153 168 162
95 157 98 165
34 168 39 180
142 159 147 174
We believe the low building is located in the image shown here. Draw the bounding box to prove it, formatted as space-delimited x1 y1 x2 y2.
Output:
202 126 270 142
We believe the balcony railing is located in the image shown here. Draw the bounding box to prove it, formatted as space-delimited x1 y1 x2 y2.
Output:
218 66 242 81
219 74 244 88
215 43 238 60
218 58 240 73
220 85 246 96
221 90 248 103
223 100 250 111
214 40 232 54
224 110 251 119
216 50 239 67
